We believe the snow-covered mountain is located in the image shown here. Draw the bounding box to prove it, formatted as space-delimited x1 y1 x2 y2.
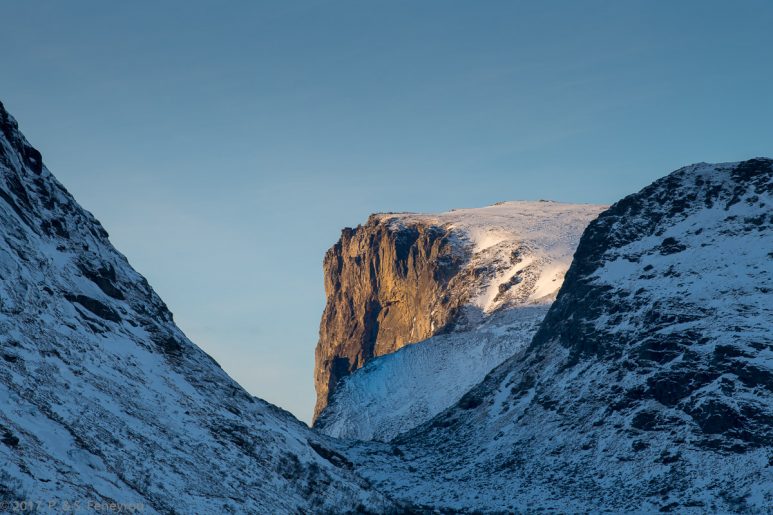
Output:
3 98 771 513
0 103 395 512
315 202 605 441
345 159 773 512
314 202 606 422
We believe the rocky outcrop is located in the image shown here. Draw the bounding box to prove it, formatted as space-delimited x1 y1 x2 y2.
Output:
313 202 607 422
313 217 469 420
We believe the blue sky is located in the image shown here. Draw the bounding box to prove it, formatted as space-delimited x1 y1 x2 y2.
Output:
2 0 772 422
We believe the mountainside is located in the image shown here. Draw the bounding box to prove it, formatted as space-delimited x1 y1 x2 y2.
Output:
316 305 548 442
315 202 605 440
0 102 395 513
313 202 605 422
346 159 773 512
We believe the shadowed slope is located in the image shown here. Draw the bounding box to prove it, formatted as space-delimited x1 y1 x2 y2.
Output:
0 101 394 513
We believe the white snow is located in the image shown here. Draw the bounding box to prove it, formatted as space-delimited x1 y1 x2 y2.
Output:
378 200 606 313
316 306 548 441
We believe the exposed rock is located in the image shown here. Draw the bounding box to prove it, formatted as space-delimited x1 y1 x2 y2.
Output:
313 202 606 422
313 218 467 420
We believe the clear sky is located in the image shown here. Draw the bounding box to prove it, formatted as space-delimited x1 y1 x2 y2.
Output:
2 1 772 422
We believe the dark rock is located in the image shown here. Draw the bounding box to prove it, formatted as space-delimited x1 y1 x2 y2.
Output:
1 428 19 448
156 336 183 355
659 237 686 255
458 390 483 410
646 370 717 406
688 400 744 435
308 441 354 470
64 294 121 322
78 262 125 300
631 410 659 431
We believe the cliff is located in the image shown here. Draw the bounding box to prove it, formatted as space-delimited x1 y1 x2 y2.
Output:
313 217 468 420
313 202 606 422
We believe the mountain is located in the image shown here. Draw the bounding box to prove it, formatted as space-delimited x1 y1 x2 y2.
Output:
0 102 395 512
4 98 771 513
345 159 773 512
314 202 605 440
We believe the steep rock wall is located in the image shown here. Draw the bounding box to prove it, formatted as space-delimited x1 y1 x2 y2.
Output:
313 216 469 420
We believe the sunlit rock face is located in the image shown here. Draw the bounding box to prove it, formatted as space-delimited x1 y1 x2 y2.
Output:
344 159 773 513
0 101 395 513
313 201 606 429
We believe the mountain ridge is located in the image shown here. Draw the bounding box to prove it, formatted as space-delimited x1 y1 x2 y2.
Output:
344 158 773 512
0 100 395 513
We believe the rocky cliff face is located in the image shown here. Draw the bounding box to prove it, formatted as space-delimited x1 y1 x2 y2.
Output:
0 101 395 513
313 217 468 420
313 202 606 422
346 159 773 512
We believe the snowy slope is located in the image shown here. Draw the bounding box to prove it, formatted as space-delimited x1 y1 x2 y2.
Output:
346 160 773 512
376 201 607 314
316 201 605 441
0 102 395 513
315 306 548 441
